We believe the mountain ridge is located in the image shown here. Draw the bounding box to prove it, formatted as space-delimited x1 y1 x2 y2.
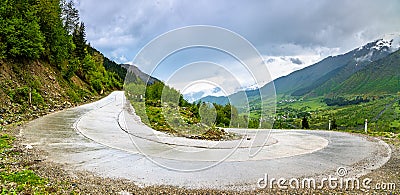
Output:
199 35 400 104
122 64 160 85
331 49 400 95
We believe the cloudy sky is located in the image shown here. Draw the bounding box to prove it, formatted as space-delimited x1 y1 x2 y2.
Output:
76 0 400 98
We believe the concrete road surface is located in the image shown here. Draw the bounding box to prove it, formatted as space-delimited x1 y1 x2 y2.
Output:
21 91 391 190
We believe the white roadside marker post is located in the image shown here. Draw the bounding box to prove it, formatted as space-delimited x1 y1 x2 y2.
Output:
365 119 368 134
329 120 331 130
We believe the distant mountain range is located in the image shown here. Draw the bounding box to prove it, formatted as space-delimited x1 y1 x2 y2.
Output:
200 34 400 104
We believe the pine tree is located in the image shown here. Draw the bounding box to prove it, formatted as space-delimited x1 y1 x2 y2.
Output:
73 22 87 60
331 119 338 130
302 116 310 129
36 0 73 65
61 0 79 34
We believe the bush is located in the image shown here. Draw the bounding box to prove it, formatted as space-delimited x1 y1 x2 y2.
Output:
8 86 43 105
90 79 103 93
31 89 44 105
0 41 6 59
28 76 42 90
0 134 14 150
8 87 29 104
67 90 80 103
62 59 78 80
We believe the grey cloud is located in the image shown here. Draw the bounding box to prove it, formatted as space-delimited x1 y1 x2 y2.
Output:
290 58 303 65
265 58 275 63
76 0 400 64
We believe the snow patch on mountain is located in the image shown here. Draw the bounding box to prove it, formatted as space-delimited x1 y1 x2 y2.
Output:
371 39 391 50
355 33 400 63
355 51 374 62
372 33 400 51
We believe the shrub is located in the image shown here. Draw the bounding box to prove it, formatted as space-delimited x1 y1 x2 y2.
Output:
8 86 43 105
67 90 80 103
31 89 44 105
90 79 103 93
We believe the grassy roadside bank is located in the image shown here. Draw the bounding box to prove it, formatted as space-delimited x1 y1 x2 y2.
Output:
0 93 113 194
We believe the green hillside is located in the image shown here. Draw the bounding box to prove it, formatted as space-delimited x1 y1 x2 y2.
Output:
125 76 240 140
0 0 126 125
267 49 400 132
239 42 400 134
291 40 395 97
0 0 128 193
273 54 352 95
332 50 400 95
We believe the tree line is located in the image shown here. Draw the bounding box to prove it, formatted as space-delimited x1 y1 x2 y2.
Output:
143 81 237 128
323 96 370 106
